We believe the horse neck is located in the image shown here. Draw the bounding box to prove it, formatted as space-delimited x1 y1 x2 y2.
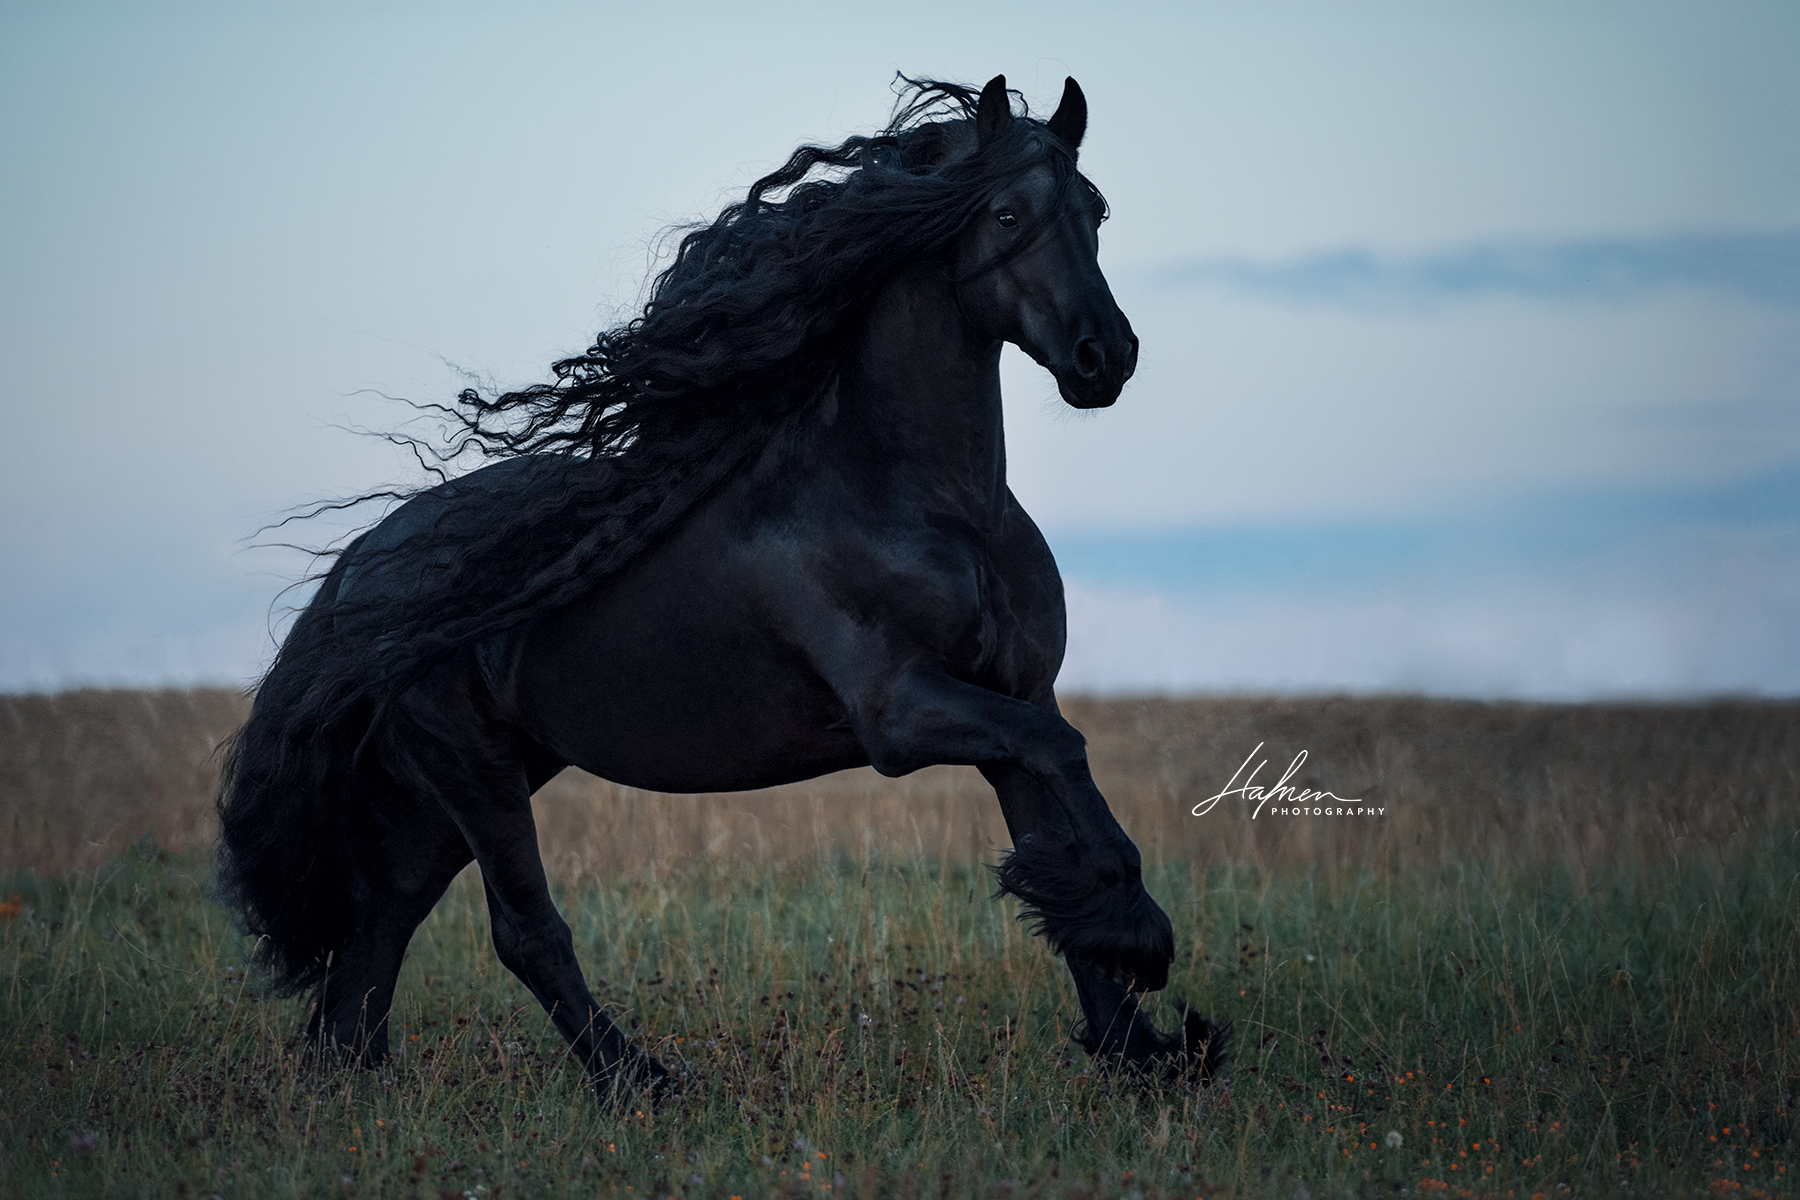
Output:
832 261 1008 519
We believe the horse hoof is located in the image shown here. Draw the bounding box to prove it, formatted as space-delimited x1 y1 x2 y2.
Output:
592 1051 673 1108
1177 1000 1232 1087
643 1058 691 1105
1079 998 1231 1090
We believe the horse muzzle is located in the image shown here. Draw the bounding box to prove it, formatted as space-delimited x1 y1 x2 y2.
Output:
1053 328 1138 410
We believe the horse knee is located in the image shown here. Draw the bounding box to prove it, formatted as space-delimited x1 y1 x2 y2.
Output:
856 709 935 777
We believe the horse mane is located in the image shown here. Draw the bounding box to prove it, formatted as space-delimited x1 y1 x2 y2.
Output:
444 75 1102 459
258 77 1104 725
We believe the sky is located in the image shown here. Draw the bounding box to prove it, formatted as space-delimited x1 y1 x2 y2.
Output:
2 1 1797 698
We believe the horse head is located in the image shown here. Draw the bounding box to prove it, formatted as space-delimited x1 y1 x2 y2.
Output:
955 75 1139 410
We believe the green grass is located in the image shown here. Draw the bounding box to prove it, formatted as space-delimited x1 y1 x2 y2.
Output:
2 836 1795 1199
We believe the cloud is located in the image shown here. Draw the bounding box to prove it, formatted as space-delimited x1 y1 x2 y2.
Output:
1162 229 1800 311
1047 461 1800 592
1058 548 1800 700
1048 463 1800 698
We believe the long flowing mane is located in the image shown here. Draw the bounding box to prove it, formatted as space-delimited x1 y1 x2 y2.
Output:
253 77 1104 728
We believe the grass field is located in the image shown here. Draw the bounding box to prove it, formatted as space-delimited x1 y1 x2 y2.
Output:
2 690 1797 1198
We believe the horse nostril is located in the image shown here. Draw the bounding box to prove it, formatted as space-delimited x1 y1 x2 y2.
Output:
1072 336 1105 381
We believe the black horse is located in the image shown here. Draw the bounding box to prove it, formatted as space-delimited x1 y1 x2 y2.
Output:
218 75 1227 1104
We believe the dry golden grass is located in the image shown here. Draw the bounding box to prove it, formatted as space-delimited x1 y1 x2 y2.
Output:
4 689 1796 1197
0 688 246 876
3 688 1795 878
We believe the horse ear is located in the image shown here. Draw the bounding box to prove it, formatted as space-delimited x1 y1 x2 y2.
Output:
976 74 1010 147
1046 77 1087 151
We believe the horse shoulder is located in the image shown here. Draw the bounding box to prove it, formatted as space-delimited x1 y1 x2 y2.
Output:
977 491 1068 703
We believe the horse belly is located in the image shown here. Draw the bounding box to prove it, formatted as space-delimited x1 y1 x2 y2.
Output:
503 574 865 794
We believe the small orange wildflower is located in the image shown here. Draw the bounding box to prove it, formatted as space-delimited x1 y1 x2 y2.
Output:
0 895 23 919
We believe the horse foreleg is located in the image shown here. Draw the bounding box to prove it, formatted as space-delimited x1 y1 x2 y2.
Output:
979 761 1230 1085
849 668 1173 986
1064 955 1231 1084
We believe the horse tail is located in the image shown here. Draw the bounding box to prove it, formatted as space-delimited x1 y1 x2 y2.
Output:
215 556 383 996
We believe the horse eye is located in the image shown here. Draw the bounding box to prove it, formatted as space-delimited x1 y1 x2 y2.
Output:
995 209 1018 229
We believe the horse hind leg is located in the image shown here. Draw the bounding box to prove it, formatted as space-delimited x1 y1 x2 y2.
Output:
474 863 669 1102
461 786 671 1100
307 788 474 1066
385 679 666 1103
